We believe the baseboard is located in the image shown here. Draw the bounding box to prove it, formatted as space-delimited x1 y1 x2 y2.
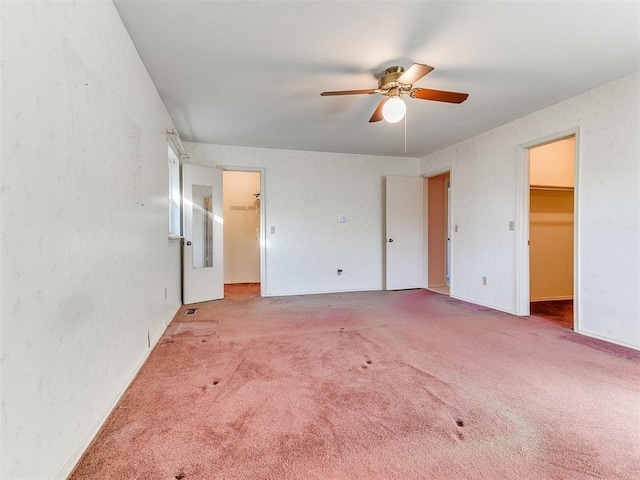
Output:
55 303 182 479
449 294 517 316
576 329 640 352
263 287 381 297
531 296 573 302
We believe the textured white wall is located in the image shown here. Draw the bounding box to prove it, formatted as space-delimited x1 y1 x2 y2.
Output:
0 2 182 478
185 143 419 296
420 72 640 349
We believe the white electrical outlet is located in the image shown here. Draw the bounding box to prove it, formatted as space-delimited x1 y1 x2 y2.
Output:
482 276 487 285
509 221 515 231
270 226 276 234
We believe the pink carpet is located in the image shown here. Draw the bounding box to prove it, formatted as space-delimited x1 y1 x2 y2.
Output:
70 289 640 479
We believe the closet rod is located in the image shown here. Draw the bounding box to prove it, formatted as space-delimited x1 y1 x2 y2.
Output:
530 185 574 191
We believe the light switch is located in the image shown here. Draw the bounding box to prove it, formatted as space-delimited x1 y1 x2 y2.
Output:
337 216 346 223
509 221 515 231
454 225 459 233
270 226 275 234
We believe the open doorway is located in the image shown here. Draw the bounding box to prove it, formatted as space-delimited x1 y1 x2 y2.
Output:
528 136 575 329
222 170 262 299
426 172 451 295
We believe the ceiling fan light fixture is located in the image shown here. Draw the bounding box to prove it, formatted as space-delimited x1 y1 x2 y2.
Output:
382 96 406 123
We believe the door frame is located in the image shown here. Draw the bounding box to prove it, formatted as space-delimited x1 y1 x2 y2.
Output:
446 177 451 287
422 167 453 293
516 128 580 331
218 165 267 297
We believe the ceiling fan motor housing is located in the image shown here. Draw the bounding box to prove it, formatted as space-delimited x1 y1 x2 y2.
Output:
378 66 411 96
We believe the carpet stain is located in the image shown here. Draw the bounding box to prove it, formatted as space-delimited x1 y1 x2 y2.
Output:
456 419 465 427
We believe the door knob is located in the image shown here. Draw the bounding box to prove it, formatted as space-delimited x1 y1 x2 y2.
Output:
388 238 394 243
186 240 192 246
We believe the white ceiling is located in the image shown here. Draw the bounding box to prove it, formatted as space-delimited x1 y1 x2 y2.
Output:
114 0 640 158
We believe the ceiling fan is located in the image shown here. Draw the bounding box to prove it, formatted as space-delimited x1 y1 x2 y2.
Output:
320 63 468 123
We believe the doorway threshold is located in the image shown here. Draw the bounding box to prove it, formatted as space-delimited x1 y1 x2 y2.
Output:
427 286 450 296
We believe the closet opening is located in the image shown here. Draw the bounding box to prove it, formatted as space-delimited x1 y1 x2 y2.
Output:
528 136 575 329
222 170 262 299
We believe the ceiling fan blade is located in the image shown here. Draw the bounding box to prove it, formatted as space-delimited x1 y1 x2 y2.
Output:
397 63 434 85
369 98 388 123
320 89 375 96
410 88 469 103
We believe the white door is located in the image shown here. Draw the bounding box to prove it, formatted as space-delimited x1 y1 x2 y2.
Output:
182 163 224 304
385 176 424 290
